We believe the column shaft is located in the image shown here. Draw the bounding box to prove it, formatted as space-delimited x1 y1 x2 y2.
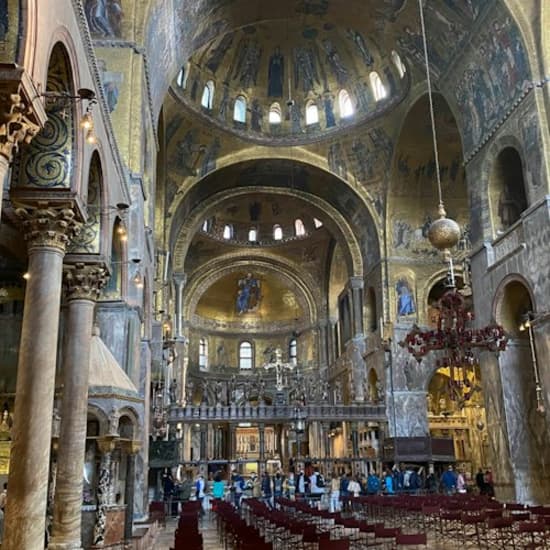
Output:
124 453 137 540
50 298 95 549
3 248 65 549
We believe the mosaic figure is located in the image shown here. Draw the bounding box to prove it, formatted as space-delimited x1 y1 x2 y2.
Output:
396 278 415 316
85 0 123 38
236 273 261 314
346 29 374 66
233 39 262 89
293 47 320 92
268 47 284 97
322 39 349 85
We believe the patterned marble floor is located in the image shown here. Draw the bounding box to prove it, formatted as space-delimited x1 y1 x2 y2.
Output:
153 514 467 549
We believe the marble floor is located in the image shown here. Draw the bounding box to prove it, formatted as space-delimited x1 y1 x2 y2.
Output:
152 513 468 549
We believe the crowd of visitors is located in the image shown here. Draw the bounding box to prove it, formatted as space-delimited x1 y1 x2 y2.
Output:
159 463 494 515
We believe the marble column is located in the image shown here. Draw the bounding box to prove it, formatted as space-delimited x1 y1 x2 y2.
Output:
321 422 331 459
50 264 107 549
3 203 80 550
93 437 116 546
124 442 141 541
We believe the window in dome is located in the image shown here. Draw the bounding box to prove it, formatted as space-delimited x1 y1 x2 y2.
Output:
305 101 319 125
176 67 186 88
269 102 282 124
273 224 283 240
294 219 306 237
313 218 323 229
248 228 258 242
239 341 253 369
201 80 215 109
199 337 208 370
338 89 354 118
223 224 233 240
370 72 387 101
391 51 407 78
202 220 209 232
234 95 247 123
289 338 297 365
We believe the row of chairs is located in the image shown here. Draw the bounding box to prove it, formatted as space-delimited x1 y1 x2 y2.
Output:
170 501 203 550
245 497 427 549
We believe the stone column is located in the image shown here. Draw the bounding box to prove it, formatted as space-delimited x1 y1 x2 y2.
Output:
349 277 364 337
93 437 117 547
3 203 80 550
322 422 331 458
183 424 192 461
258 423 265 462
350 422 359 458
173 273 186 338
229 425 237 461
0 86 43 218
50 264 107 550
318 321 328 368
200 425 207 460
124 442 141 541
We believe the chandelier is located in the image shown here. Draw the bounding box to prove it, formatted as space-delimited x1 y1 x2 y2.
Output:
401 283 508 406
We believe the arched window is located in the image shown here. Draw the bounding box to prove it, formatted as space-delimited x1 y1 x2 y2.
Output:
202 219 209 232
273 224 283 240
199 337 208 370
289 338 297 364
269 102 282 124
201 80 215 109
305 101 319 125
233 95 247 123
176 67 186 88
248 227 258 242
370 72 387 101
294 219 306 236
391 51 406 78
313 218 323 229
339 89 354 118
223 224 233 239
239 341 253 369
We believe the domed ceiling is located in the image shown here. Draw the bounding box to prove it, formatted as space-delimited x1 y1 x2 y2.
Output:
172 16 410 144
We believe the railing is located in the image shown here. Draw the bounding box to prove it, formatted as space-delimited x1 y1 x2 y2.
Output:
167 403 387 423
490 221 525 267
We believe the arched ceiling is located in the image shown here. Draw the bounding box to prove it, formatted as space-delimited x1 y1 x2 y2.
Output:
142 0 491 113
168 160 378 275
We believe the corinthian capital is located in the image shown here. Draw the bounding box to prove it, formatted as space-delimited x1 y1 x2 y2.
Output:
63 262 108 301
14 201 82 253
0 92 41 161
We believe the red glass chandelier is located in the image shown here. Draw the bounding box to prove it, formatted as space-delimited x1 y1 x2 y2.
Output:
401 282 508 405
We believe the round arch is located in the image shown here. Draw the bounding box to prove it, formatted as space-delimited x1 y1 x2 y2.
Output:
183 254 321 324
172 185 364 278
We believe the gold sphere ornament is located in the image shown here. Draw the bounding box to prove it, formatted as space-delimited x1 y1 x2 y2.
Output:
427 203 461 252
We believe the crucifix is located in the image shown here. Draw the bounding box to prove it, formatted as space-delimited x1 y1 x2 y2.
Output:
263 347 296 391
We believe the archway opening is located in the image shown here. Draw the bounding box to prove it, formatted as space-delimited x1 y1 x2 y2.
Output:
489 147 528 234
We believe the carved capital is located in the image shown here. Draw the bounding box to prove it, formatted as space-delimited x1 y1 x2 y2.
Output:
63 262 108 301
96 436 117 455
0 92 41 161
122 440 141 455
14 201 82 253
